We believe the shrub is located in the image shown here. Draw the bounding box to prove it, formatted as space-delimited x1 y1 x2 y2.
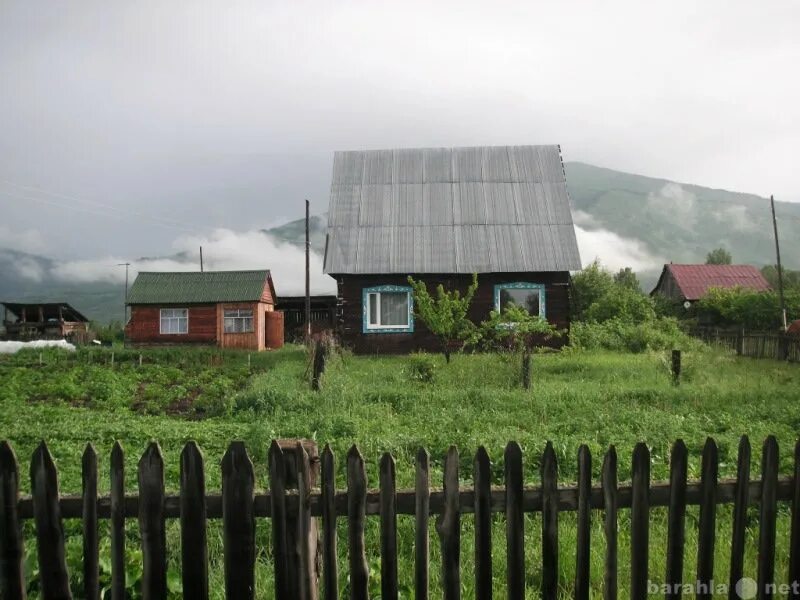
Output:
570 317 700 353
404 354 437 383
584 286 656 323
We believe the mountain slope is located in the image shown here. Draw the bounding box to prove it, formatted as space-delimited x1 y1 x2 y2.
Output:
564 162 800 268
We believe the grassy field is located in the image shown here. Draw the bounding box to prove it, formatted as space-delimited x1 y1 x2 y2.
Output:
1 344 799 598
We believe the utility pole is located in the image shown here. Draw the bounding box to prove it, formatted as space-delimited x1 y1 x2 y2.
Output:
305 199 311 339
200 246 204 272
770 194 788 331
117 262 131 326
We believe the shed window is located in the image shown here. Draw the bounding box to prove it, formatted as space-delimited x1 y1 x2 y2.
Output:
160 308 188 334
494 283 546 317
224 308 254 333
363 286 414 333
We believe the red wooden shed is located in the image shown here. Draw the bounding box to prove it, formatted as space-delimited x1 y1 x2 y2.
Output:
650 264 771 303
124 270 282 350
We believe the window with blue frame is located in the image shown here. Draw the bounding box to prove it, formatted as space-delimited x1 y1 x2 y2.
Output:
362 285 414 333
494 283 546 317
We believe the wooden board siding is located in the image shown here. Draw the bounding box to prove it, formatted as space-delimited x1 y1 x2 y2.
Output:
127 305 217 345
652 270 681 302
217 302 272 351
333 272 571 355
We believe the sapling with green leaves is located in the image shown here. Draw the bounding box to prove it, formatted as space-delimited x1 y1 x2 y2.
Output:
407 273 479 363
480 304 561 389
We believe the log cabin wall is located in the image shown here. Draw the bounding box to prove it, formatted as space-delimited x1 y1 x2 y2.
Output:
334 272 571 355
126 304 217 345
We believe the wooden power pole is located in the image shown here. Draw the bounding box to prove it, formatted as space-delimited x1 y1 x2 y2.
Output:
305 199 311 339
770 194 788 331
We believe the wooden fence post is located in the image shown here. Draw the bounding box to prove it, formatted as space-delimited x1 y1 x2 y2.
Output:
437 446 461 600
82 444 99 600
602 447 618 600
320 445 338 600
276 439 320 600
415 448 430 600
180 442 208 599
138 443 166 600
31 442 72 599
541 442 558 600
0 442 26 600
110 442 125 600
222 442 255 600
630 443 650 600
347 445 369 600
473 447 492 600
671 350 681 385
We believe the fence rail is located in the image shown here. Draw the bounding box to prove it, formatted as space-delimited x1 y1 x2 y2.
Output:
694 328 800 362
1 436 800 600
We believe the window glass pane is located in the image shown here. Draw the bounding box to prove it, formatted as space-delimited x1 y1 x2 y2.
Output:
380 292 408 326
178 318 187 334
500 288 540 315
369 294 378 325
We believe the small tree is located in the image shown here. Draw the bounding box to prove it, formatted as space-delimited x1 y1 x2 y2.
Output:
480 305 561 389
407 274 479 363
571 260 615 320
705 247 732 265
614 267 641 291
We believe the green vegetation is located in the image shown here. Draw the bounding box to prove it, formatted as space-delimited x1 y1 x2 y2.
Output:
696 286 800 330
705 247 733 265
408 273 479 362
2 344 799 598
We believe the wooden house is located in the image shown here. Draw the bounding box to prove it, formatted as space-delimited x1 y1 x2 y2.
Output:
322 145 582 354
125 270 282 350
651 264 771 304
1 302 90 341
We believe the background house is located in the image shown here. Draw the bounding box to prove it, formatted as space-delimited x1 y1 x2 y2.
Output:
323 145 582 354
650 264 771 304
1 302 90 341
125 270 282 350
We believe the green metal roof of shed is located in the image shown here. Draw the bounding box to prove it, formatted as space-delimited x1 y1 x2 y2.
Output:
127 270 272 304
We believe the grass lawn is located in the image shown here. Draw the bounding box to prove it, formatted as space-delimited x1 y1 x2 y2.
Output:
1 344 799 598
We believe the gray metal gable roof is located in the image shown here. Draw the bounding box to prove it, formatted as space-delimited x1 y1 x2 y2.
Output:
323 145 581 274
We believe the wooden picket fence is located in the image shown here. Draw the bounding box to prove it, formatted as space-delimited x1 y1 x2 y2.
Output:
1 436 800 599
694 328 800 362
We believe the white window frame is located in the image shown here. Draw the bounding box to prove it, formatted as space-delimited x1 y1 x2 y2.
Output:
224 308 254 333
494 283 546 318
159 308 188 335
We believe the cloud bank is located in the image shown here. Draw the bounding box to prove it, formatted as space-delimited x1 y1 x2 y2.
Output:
15 229 337 296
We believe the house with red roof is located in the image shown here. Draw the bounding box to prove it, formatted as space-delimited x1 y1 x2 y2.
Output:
650 264 771 304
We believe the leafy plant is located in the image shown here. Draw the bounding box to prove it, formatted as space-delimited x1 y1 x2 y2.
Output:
407 273 480 363
480 305 561 388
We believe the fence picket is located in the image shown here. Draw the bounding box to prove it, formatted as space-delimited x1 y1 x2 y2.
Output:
474 446 492 600
789 440 800 599
665 439 687 600
630 443 650 600
347 445 369 600
321 445 339 600
696 438 719 600
82 444 99 600
31 442 72 599
296 443 314 600
0 442 25 600
269 441 290 599
757 436 778 600
110 442 125 600
222 442 255 599
602 446 618 600
138 442 166 600
541 442 559 600
438 446 461 600
415 447 430 600
729 436 751 600
380 452 398 600
506 442 524 600
180 442 208 599
575 445 591 600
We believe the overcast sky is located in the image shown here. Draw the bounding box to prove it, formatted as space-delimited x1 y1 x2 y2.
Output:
1 0 798 262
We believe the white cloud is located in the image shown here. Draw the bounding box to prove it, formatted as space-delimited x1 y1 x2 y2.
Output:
12 256 45 282
647 183 697 231
574 225 663 272
44 228 336 295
